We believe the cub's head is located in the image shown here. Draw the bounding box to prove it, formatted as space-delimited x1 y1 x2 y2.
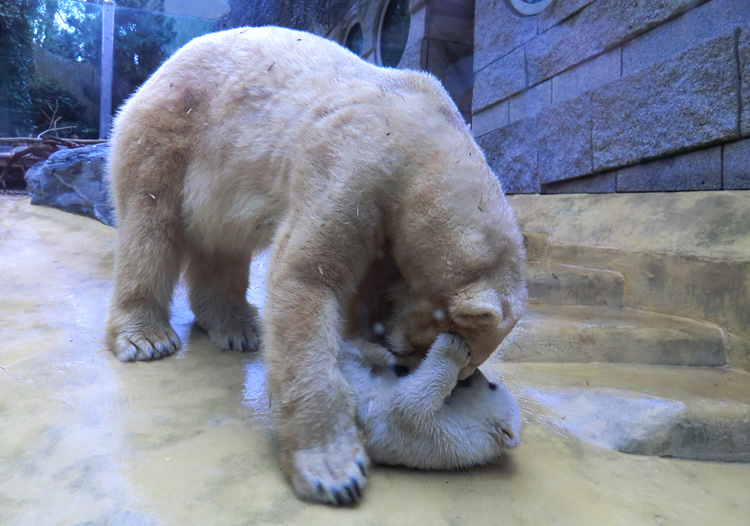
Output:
449 369 522 450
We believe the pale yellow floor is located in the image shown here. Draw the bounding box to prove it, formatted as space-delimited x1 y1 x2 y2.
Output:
1 196 749 526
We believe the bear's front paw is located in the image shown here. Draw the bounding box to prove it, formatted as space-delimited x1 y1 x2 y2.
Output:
433 332 470 368
289 432 369 505
196 309 260 353
111 324 181 362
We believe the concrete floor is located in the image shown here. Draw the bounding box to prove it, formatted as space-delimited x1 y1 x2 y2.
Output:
2 195 749 526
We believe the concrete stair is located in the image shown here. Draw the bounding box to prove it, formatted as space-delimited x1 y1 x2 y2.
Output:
518 230 729 368
487 362 750 463
526 263 624 308
501 304 726 366
507 228 750 463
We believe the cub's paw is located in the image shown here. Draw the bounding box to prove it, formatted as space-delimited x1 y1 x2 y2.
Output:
289 433 369 505
111 325 181 362
196 308 260 353
433 333 470 368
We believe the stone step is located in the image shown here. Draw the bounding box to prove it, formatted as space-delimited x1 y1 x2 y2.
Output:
522 230 549 263
486 362 750 463
499 305 726 366
525 263 625 308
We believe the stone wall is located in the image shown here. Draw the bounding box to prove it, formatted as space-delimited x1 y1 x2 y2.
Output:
472 0 750 194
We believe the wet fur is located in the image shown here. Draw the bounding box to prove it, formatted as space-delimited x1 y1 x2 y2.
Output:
106 27 526 505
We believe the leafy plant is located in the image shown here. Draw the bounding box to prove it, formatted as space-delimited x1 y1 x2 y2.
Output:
0 0 43 136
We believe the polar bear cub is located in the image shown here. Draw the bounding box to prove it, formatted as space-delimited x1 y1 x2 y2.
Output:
341 334 521 470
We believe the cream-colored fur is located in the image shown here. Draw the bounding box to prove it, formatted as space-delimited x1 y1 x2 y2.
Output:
342 334 521 470
106 27 526 505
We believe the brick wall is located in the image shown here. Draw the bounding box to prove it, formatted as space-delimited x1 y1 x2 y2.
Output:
472 0 750 194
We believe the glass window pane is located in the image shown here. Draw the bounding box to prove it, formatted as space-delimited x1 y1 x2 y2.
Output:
379 0 410 68
345 23 363 56
1 0 102 139
112 5 218 114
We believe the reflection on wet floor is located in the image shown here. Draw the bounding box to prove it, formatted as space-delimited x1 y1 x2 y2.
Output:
1 196 749 525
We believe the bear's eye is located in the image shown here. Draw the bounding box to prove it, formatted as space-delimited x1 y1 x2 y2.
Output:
488 382 498 391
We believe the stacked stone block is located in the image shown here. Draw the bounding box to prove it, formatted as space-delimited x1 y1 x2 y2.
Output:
472 0 750 193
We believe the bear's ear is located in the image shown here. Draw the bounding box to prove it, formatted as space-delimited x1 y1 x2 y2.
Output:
449 287 503 328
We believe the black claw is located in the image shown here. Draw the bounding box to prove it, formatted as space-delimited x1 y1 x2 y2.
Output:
332 490 343 506
143 337 157 357
127 338 143 355
171 339 178 352
351 479 361 499
345 486 355 502
357 461 367 477
227 337 233 350
316 482 325 495
241 337 248 352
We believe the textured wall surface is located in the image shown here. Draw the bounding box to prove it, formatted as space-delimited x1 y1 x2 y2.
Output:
472 0 750 193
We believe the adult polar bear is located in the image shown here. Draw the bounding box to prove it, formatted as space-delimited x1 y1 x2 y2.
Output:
106 27 527 504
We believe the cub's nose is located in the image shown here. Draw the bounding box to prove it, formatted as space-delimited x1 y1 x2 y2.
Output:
494 422 520 449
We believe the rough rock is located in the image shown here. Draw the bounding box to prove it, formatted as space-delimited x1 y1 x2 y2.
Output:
543 172 616 194
474 0 536 72
538 93 593 183
473 46 526 111
472 100 508 138
24 143 114 227
476 117 539 193
622 0 750 76
526 0 702 85
509 80 551 123
724 138 750 190
537 0 596 33
740 26 750 136
616 146 722 192
551 48 620 105
592 33 739 171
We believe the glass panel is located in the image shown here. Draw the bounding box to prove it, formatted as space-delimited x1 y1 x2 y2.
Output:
1 0 102 139
379 0 410 68
112 4 218 114
345 23 363 56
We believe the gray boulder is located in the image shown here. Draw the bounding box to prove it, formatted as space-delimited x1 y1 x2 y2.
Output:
25 143 115 227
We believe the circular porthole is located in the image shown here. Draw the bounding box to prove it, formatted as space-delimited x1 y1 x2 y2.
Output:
378 0 410 68
344 23 363 56
506 0 554 16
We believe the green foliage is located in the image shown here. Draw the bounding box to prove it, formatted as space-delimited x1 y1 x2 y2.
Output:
32 0 102 64
0 0 43 135
112 1 176 109
30 0 176 110
2 0 179 138
29 77 96 137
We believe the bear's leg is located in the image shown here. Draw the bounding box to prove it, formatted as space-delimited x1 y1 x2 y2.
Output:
264 216 374 505
265 290 368 505
392 333 470 418
107 204 184 362
185 249 260 352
